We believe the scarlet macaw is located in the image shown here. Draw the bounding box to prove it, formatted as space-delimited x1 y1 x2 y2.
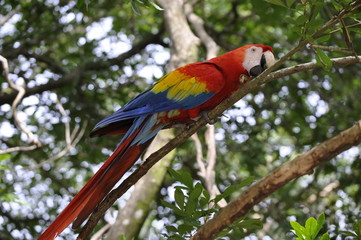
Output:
38 44 275 239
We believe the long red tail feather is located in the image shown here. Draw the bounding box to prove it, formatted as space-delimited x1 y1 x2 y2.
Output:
38 126 152 240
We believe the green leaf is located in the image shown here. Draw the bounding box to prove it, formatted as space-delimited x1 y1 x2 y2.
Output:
166 225 178 233
239 219 263 230
131 0 141 15
189 183 203 201
178 223 194 235
296 15 309 26
316 35 330 43
315 48 333 71
168 169 194 189
286 0 296 8
319 232 330 240
148 0 163 11
306 19 324 30
317 213 325 229
331 1 342 11
310 2 324 20
285 16 297 25
0 154 10 161
0 165 10 170
339 230 359 238
161 200 188 217
185 183 203 215
174 187 185 210
130 0 163 14
305 217 317 239
266 0 287 8
290 221 307 239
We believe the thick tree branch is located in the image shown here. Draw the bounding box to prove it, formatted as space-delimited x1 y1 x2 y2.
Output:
191 121 361 239
77 53 361 238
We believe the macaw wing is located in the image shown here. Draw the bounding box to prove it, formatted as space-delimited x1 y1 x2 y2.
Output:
92 62 224 132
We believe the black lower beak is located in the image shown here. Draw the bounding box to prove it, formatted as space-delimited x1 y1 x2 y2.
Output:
249 65 264 77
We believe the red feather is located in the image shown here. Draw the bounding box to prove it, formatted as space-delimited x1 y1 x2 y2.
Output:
38 125 152 240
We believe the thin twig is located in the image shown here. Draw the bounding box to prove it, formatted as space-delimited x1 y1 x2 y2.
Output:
323 22 361 37
339 18 360 63
90 223 111 240
56 95 71 145
0 6 19 26
312 44 352 54
29 120 87 170
0 145 39 154
0 55 42 154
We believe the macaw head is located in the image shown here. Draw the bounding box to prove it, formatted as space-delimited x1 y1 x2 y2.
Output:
242 45 275 77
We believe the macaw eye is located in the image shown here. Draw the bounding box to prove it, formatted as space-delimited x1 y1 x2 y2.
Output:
251 47 256 52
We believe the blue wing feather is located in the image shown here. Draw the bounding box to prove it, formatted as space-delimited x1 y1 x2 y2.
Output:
93 90 214 130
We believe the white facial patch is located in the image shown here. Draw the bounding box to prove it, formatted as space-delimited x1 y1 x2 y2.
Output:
242 46 264 73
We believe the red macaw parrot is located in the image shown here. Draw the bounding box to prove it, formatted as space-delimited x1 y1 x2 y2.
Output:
38 44 275 239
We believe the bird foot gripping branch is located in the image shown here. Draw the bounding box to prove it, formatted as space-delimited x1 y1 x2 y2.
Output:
38 44 275 240
201 111 216 125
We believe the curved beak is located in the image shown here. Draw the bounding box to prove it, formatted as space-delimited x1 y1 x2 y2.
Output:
249 50 275 77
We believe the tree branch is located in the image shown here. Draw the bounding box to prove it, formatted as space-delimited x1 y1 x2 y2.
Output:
191 120 361 239
0 55 42 153
0 6 19 26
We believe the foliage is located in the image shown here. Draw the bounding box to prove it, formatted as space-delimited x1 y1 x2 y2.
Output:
130 0 163 15
289 214 361 240
162 169 260 239
0 0 360 239
290 213 329 240
161 169 262 239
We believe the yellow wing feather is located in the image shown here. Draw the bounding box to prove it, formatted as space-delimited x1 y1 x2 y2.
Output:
152 70 208 102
